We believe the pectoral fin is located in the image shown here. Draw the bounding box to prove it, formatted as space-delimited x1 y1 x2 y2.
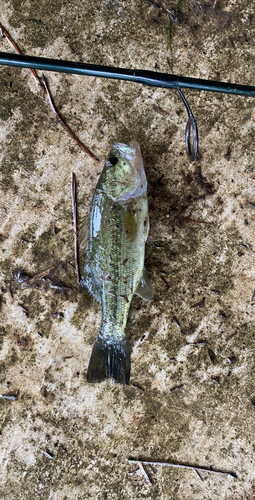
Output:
135 268 153 302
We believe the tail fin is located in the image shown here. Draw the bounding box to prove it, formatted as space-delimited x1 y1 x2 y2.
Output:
87 336 130 385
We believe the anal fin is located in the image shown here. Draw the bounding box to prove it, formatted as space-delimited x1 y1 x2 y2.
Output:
135 268 153 302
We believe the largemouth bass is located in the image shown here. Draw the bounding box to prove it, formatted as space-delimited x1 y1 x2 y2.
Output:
81 140 153 384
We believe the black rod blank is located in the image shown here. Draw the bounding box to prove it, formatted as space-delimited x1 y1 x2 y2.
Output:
0 51 255 98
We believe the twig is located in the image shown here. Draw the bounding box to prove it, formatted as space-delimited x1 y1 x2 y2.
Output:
71 173 80 281
166 56 173 71
128 468 140 476
128 459 237 479
172 316 180 328
159 275 170 291
0 392 18 401
169 384 183 392
166 15 174 69
17 303 28 313
138 462 152 485
247 201 255 209
17 303 29 317
194 468 203 481
0 23 43 90
16 257 73 289
41 74 99 161
47 280 71 291
175 217 212 224
172 316 182 335
152 104 169 116
19 266 55 289
181 170 189 185
131 383 145 391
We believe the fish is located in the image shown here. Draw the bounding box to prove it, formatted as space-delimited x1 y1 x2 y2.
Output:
80 140 153 384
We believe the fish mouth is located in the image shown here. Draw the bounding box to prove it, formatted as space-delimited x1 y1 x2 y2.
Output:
112 141 142 167
110 140 147 202
130 140 147 194
113 143 136 161
129 140 143 175
129 139 141 154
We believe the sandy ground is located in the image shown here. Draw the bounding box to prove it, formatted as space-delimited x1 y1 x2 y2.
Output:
1 0 255 498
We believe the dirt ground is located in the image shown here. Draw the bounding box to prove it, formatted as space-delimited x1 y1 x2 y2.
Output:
1 0 255 498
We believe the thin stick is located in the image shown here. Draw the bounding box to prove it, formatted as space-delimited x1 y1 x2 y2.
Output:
194 469 203 481
152 103 169 116
20 266 55 289
131 383 145 391
159 275 170 291
128 459 237 478
0 23 43 90
169 384 183 392
71 172 80 281
128 468 140 476
175 217 212 224
138 462 152 485
0 393 18 401
181 170 189 185
41 74 99 161
17 256 74 289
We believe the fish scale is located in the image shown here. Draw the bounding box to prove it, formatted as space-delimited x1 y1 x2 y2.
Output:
90 192 147 338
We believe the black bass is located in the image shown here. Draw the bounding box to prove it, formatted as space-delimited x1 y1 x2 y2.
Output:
81 140 153 384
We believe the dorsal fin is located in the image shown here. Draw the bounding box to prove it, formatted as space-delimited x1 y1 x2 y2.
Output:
78 214 101 302
78 214 89 255
80 263 101 302
77 213 89 276
135 268 153 302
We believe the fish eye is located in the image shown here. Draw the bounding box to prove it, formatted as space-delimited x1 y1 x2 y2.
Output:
108 156 118 166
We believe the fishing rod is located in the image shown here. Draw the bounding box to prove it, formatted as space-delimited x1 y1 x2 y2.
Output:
1 52 255 96
1 51 255 160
